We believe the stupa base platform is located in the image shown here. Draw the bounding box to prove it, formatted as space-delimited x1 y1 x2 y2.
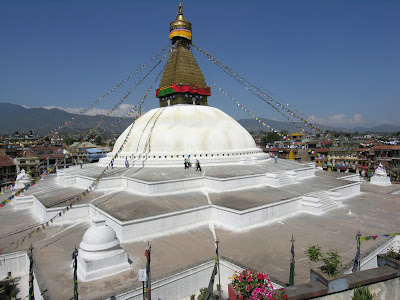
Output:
1 181 400 300
370 176 391 186
13 161 361 243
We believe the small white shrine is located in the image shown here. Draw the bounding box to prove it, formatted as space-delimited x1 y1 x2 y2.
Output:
370 163 391 186
14 169 32 190
77 215 131 282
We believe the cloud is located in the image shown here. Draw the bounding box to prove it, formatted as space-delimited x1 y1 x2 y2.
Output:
353 114 362 123
328 114 344 121
43 104 139 118
308 113 363 128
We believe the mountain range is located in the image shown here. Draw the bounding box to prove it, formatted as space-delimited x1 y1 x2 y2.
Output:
0 103 399 135
0 103 132 135
236 118 400 134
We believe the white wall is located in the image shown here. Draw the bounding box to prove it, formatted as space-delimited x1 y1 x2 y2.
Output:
0 251 43 300
111 259 282 300
345 235 400 274
330 182 360 198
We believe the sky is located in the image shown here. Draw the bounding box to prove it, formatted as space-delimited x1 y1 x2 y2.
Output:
0 0 399 129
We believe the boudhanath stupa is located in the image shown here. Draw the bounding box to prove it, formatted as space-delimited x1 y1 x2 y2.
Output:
1 4 399 300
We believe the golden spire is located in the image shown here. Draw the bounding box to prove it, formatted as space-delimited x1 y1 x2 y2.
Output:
169 3 192 41
176 3 185 21
157 3 211 107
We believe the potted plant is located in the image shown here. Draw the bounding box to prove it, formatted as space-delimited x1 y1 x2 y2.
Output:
377 248 400 275
305 245 342 277
305 244 347 293
228 269 288 300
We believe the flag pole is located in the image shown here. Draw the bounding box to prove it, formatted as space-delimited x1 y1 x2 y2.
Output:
29 244 34 300
289 234 295 286
216 239 221 299
72 246 79 300
357 229 361 272
205 239 219 300
145 242 151 300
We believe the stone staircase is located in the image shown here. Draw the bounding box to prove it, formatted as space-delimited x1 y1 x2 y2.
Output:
277 171 295 186
307 191 338 212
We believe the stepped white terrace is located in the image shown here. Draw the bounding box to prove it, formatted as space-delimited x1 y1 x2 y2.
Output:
14 159 360 242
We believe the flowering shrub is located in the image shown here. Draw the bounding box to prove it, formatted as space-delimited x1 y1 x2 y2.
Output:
230 269 288 300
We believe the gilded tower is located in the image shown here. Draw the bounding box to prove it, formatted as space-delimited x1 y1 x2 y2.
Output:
156 3 211 107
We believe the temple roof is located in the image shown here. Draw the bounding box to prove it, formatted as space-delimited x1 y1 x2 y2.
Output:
159 43 207 88
157 3 210 102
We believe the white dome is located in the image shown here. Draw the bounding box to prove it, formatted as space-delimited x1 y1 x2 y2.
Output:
80 216 120 252
101 105 268 166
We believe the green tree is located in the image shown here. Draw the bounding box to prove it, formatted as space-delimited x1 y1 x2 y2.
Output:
280 130 289 136
265 132 281 143
321 249 342 276
305 244 322 262
64 137 76 146
95 135 103 146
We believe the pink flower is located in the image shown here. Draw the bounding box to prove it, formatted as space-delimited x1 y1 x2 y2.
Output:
247 276 253 282
246 284 252 292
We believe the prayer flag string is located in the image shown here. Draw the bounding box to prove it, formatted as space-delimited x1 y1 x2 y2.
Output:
360 233 400 243
0 47 173 211
214 83 292 142
5 46 172 193
192 43 323 133
0 47 172 254
13 44 171 161
94 59 169 139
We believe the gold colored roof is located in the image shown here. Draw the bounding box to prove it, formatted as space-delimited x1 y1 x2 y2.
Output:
159 43 207 88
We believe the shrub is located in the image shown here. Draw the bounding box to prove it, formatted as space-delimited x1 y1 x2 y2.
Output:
386 248 400 260
305 245 342 276
352 286 373 300
305 244 322 262
321 249 342 276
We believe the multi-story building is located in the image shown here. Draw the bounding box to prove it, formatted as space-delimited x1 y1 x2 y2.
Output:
13 146 73 177
373 145 400 171
0 155 16 189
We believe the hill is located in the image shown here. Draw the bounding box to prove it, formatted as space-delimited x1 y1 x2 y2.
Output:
0 103 133 135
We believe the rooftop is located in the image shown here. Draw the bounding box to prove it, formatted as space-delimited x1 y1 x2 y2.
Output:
1 177 399 299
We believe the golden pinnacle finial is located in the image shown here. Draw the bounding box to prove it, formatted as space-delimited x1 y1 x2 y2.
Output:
169 2 192 41
176 3 185 21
